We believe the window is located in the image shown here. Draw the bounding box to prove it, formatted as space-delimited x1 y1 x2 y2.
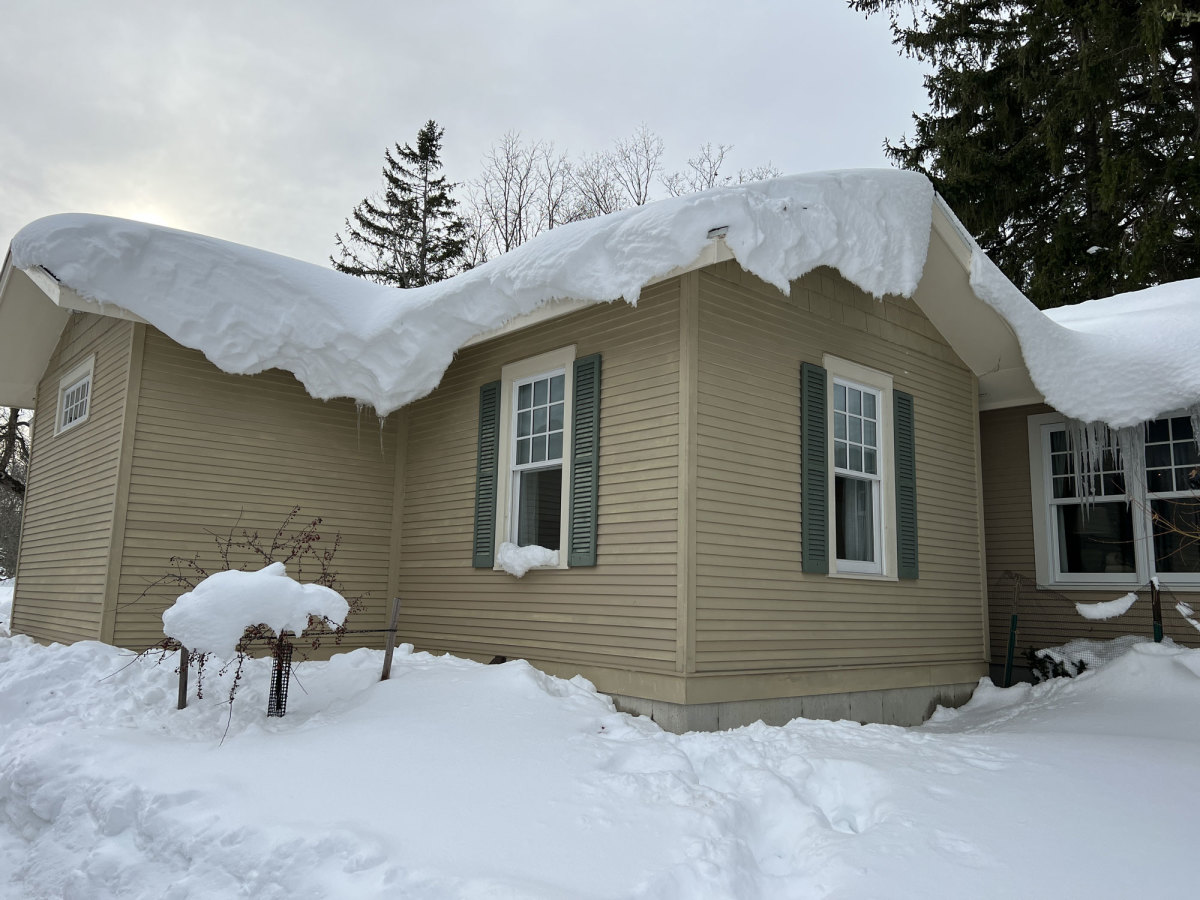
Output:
472 347 602 571
55 356 95 435
833 379 883 573
511 370 566 550
1029 413 1200 587
801 356 917 580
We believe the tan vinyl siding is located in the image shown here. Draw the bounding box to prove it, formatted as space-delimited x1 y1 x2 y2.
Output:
12 314 133 643
395 282 681 673
981 405 1200 662
694 263 986 679
111 327 398 650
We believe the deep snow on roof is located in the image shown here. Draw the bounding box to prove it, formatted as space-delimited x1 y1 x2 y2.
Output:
10 168 1200 427
969 255 1200 427
9 170 935 416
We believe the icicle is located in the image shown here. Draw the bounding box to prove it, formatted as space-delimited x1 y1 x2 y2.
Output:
378 414 386 456
1065 418 1109 505
1114 424 1144 505
1189 403 1200 456
1064 418 1143 507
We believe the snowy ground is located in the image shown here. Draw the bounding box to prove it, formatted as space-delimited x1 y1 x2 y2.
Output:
1 631 1198 898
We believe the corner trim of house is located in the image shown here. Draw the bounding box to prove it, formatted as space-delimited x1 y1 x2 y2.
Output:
100 321 145 644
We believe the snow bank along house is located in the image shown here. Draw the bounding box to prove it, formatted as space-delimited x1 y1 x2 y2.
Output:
2 170 1197 731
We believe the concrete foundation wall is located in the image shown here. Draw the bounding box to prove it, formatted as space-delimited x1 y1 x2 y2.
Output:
612 682 978 734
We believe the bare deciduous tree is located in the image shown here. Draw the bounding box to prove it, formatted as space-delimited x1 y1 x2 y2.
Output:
609 123 664 207
0 407 31 578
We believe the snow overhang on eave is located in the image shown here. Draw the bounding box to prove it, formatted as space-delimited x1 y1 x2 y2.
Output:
459 235 737 350
0 253 146 407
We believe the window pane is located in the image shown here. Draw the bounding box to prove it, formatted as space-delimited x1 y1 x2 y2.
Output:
516 467 562 549
549 402 563 431
533 407 548 435
834 413 847 440
834 383 846 411
550 374 564 403
516 438 530 465
1172 417 1194 440
517 410 531 438
1176 468 1200 492
849 417 862 443
835 475 875 562
1052 475 1075 499
863 449 877 475
1055 502 1135 574
1173 442 1199 467
547 432 563 461
1051 453 1072 477
1147 469 1173 492
531 435 547 463
848 389 861 416
1147 418 1170 443
1152 498 1200 574
849 445 863 472
862 392 876 420
864 420 876 449
1146 444 1171 468
834 442 847 469
518 382 532 410
1050 429 1068 452
533 378 548 406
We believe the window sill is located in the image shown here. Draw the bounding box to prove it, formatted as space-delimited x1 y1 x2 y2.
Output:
1038 577 1200 592
827 571 899 583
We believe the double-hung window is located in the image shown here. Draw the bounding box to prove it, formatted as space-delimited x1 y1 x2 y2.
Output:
801 355 916 579
833 379 883 573
473 346 602 572
511 370 566 550
1029 413 1200 587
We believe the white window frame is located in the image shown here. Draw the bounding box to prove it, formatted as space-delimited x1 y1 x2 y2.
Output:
824 355 897 580
494 346 575 571
54 355 95 436
1028 412 1200 590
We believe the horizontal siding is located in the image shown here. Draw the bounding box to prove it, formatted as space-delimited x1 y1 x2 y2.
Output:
981 405 1200 662
12 314 131 644
396 282 680 673
113 328 397 650
694 263 986 675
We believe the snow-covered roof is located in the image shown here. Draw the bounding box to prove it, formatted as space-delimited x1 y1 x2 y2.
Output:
969 256 1200 428
1 168 1196 427
3 170 935 417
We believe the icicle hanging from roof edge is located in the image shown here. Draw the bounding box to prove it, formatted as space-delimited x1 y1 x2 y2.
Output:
1064 418 1143 507
1190 403 1200 455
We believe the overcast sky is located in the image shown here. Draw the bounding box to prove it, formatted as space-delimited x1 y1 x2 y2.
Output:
1 1 929 267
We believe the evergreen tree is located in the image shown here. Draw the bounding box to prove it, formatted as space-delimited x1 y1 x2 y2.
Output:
852 0 1200 308
333 120 467 287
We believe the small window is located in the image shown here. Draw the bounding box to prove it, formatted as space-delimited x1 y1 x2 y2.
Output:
55 356 95 435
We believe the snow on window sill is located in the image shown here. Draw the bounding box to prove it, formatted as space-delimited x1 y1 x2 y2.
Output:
495 542 560 578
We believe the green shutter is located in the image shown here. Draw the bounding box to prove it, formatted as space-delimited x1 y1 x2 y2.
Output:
894 390 919 580
473 380 501 568
801 362 828 574
568 353 601 567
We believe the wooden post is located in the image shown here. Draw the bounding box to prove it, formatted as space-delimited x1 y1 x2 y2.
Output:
1151 580 1164 643
177 646 190 710
381 597 402 681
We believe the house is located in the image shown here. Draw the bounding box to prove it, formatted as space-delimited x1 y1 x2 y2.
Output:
2 170 1194 731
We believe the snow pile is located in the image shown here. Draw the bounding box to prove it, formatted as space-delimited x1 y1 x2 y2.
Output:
0 578 11 636
968 241 1200 427
3 630 1200 898
495 541 559 577
1075 591 1138 620
10 170 933 415
160 562 348 656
